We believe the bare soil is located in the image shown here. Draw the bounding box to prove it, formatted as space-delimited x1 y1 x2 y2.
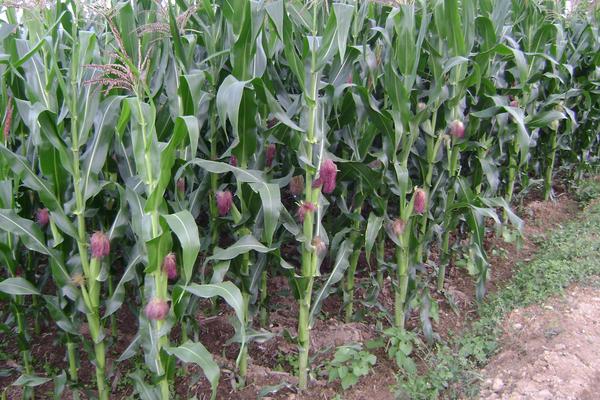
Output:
478 284 600 400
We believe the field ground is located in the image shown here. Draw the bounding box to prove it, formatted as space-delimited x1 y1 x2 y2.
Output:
2 178 600 399
479 284 600 400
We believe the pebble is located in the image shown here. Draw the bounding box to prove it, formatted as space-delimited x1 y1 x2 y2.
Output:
492 378 505 392
537 389 553 399
513 323 523 330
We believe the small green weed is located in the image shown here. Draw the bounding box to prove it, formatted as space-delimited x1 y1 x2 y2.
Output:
382 327 419 375
326 344 376 390
574 178 600 206
274 351 298 375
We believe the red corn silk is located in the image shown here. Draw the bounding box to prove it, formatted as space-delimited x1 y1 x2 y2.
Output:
297 201 316 223
176 178 185 194
313 159 337 194
163 252 177 280
90 231 110 259
413 188 427 215
36 208 50 226
145 298 170 321
391 219 406 236
216 190 233 216
312 235 327 255
266 143 276 168
450 120 465 139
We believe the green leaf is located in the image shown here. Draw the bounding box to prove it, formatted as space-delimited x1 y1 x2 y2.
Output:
187 159 264 183
315 9 338 70
0 209 47 255
0 209 69 285
115 1 138 61
0 277 39 295
207 235 274 262
165 341 220 400
341 373 358 390
445 0 467 57
333 3 354 61
53 371 67 400
163 211 200 285
125 186 151 241
393 4 429 92
526 110 566 129
125 99 160 189
253 79 303 132
12 374 51 387
482 197 524 230
280 1 304 87
0 146 77 239
309 239 353 326
230 0 258 80
338 161 381 194
183 282 245 333
43 295 77 334
265 0 284 39
10 14 64 70
36 110 74 174
104 250 142 318
14 40 55 110
81 96 124 201
494 43 529 83
129 371 160 400
249 182 281 245
364 213 383 263
233 89 259 169
146 116 197 211
168 2 187 71
503 106 531 165
117 334 141 362
207 260 229 286
187 159 282 244
145 223 172 275
216 75 247 145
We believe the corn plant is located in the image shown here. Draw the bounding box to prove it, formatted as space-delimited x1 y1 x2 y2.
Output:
0 0 599 398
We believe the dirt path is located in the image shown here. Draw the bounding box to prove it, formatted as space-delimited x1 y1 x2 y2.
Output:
478 284 600 400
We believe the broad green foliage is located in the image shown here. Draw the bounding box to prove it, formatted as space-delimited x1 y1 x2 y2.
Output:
326 344 377 390
0 1 598 398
